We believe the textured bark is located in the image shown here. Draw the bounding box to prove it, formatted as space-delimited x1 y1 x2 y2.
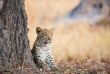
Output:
0 0 37 70
0 0 3 12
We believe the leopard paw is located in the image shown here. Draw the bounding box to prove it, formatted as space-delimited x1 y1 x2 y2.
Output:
42 65 51 71
51 66 60 71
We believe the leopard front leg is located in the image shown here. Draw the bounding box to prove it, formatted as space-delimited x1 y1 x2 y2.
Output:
46 51 60 71
34 56 51 71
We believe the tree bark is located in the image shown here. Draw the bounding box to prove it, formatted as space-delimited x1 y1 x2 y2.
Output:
0 0 37 70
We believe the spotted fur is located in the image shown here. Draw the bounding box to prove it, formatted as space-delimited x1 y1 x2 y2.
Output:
31 27 59 71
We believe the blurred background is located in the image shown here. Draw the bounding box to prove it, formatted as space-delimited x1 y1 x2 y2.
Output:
25 0 110 64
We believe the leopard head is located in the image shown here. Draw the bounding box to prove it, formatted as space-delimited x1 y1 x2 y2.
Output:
36 27 55 46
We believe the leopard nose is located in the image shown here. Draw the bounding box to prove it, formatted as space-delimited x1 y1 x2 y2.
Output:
48 38 51 41
48 38 52 43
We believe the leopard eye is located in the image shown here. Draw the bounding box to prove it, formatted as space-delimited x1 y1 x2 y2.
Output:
43 34 47 37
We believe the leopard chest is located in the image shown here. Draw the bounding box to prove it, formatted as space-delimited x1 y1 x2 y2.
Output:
35 47 51 61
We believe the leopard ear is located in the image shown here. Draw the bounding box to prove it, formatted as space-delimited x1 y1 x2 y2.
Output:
36 27 42 34
50 28 55 33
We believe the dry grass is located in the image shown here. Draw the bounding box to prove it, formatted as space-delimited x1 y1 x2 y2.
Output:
25 0 110 64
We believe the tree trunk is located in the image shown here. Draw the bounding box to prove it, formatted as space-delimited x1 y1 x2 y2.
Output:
0 0 37 70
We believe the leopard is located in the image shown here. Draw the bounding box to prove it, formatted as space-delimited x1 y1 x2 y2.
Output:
31 27 60 71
